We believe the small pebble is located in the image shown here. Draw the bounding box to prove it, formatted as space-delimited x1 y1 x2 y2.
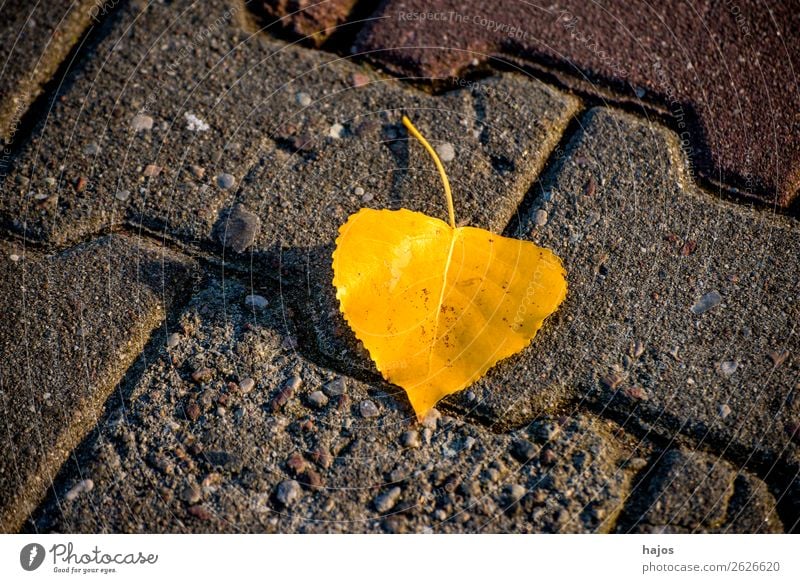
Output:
184 112 210 132
421 408 441 430
143 164 161 177
718 403 732 419
286 452 307 475
329 123 345 139
435 142 455 162
373 486 402 513
216 173 235 189
114 189 130 202
190 165 205 179
131 113 153 131
531 421 560 442
311 447 333 469
166 332 181 348
624 386 649 401
185 402 201 422
275 480 302 506
361 192 374 203
299 467 324 489
270 375 302 412
285 453 307 476
584 177 597 197
307 390 329 409
191 368 213 383
585 211 600 227
83 142 101 155
600 371 626 389
401 430 421 449
505 483 526 503
719 360 738 376
295 92 311 107
511 438 538 462
350 73 369 87
533 209 548 227
540 448 557 465
323 377 346 397
180 483 202 504
244 294 268 309
353 186 365 196
239 377 255 393
65 479 94 502
690 290 722 315
359 399 379 418
680 239 697 256
187 505 213 520
627 457 648 471
220 204 261 253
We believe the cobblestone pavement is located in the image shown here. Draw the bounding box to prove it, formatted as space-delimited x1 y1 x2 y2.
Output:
1 0 797 533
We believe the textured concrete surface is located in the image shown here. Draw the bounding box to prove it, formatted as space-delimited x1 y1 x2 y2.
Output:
28 279 651 533
1 0 798 534
1 0 578 254
0 0 102 143
351 0 800 206
618 449 782 533
500 107 800 477
0 234 196 533
0 0 329 246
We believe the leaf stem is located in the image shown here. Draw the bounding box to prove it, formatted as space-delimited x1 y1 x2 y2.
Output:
402 115 456 229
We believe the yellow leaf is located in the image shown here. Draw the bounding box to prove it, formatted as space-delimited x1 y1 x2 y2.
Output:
332 116 567 419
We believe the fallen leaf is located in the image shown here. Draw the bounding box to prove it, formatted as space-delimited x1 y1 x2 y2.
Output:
332 116 567 419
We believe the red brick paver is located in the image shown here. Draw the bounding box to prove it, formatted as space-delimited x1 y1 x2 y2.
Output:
350 0 800 207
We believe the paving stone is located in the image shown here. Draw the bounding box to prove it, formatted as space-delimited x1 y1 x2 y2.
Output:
253 0 360 47
479 107 799 471
619 449 782 533
353 0 800 206
0 0 102 143
0 0 370 248
235 72 578 394
28 279 648 533
1 0 577 255
0 234 196 532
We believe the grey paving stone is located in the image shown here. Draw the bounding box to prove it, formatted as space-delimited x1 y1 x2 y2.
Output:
2 0 577 254
619 449 782 533
481 107 800 467
0 1 351 246
0 0 102 143
0 234 196 532
29 279 648 533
